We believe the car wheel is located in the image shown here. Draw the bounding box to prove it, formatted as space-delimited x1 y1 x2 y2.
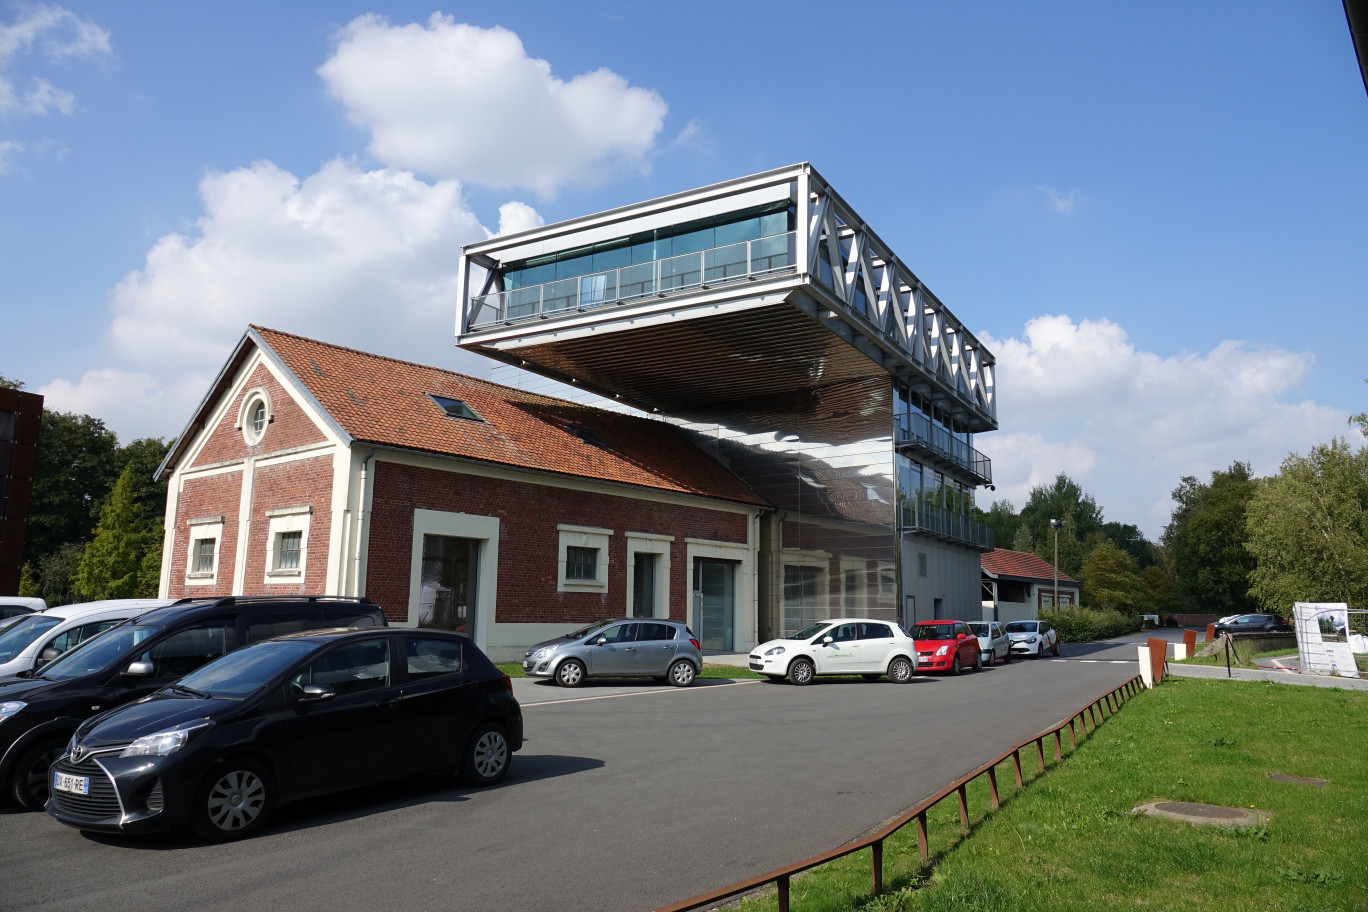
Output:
10 736 66 811
1003 649 1012 664
950 654 961 675
887 656 914 683
461 723 512 787
667 659 696 687
1052 640 1060 657
192 758 274 842
788 657 815 685
555 658 586 688
972 652 983 672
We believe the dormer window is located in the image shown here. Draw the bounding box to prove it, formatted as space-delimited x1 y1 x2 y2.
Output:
429 394 482 422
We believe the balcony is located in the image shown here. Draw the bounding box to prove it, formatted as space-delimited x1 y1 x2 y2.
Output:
896 412 992 486
899 499 994 550
468 232 797 330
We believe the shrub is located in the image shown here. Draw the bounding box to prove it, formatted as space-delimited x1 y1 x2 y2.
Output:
1042 606 1141 643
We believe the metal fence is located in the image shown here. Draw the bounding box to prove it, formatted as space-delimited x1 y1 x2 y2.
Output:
656 675 1145 912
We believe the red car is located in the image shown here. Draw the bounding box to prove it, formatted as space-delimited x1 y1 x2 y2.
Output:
911 620 983 674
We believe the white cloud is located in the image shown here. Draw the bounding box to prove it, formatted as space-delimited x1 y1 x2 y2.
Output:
0 4 109 116
0 138 19 172
318 15 667 196
496 200 543 235
36 368 203 440
1038 186 1078 214
978 314 1361 537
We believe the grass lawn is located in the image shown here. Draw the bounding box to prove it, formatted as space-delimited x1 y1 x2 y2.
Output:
1177 645 1298 668
725 676 1368 912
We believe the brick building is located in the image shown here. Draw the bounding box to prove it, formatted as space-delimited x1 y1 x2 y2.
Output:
156 326 768 660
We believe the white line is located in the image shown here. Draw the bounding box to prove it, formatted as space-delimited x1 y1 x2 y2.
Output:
522 679 760 707
1078 660 1098 663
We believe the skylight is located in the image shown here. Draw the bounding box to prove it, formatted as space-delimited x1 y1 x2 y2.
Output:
429 394 482 422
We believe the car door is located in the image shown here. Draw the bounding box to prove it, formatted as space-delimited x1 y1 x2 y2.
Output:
956 623 978 664
286 636 401 792
395 635 482 773
817 622 863 673
635 622 679 676
856 622 896 672
991 623 1008 659
584 623 639 676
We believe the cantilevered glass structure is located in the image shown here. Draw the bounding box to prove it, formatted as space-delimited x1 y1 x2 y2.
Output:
456 164 996 649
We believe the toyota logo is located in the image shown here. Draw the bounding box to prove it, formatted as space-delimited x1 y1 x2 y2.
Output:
70 746 86 763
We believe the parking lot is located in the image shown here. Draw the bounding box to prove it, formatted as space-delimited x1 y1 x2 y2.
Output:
0 638 1146 912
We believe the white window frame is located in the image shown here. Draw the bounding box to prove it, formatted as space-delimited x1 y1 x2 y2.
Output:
558 524 611 593
264 505 312 584
839 557 869 614
407 509 500 643
185 515 223 587
625 532 673 618
237 387 273 446
876 561 897 604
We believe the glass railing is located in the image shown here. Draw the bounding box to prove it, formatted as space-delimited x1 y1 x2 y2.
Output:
896 412 992 484
468 232 797 329
899 499 994 550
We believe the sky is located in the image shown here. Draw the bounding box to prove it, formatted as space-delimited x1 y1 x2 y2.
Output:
2 1 1365 540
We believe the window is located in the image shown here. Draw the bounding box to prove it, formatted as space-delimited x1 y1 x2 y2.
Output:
918 553 928 578
186 515 223 586
251 401 267 436
295 638 391 697
566 546 598 581
195 538 216 573
276 530 302 570
247 611 317 643
637 623 676 642
406 637 463 681
429 394 482 421
44 619 122 657
137 624 229 679
239 388 272 445
264 505 311 583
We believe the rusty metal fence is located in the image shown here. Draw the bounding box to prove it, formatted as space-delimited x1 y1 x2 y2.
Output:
657 675 1146 912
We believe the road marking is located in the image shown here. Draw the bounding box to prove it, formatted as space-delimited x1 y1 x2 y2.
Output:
522 679 761 707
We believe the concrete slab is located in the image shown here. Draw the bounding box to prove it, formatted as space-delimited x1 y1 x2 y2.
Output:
1134 801 1269 828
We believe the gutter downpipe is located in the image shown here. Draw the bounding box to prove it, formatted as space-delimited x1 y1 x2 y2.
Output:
353 448 376 597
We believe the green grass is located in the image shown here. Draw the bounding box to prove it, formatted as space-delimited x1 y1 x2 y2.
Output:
1177 644 1298 668
726 677 1368 912
496 661 764 680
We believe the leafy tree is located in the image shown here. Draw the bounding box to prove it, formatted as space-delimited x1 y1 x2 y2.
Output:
75 463 165 599
1011 524 1034 553
1080 540 1143 612
25 410 122 570
1018 474 1104 579
0 374 24 390
1139 564 1183 615
974 499 1022 551
18 563 39 599
1162 462 1259 614
1351 379 1367 435
36 542 86 607
1245 439 1368 611
1101 521 1155 570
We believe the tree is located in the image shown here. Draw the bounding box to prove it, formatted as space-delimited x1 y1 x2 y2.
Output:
975 499 1022 551
1139 564 1183 615
25 410 122 570
75 463 165 599
0 374 24 390
1080 540 1143 613
1011 524 1035 552
1245 439 1368 611
1162 462 1259 614
1100 521 1155 570
1018 474 1104 579
35 542 86 607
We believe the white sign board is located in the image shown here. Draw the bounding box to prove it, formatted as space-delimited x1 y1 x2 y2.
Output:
1294 602 1359 678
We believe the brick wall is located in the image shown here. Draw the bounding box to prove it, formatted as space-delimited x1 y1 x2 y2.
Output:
166 471 242 598
240 455 334 595
193 362 327 467
366 461 749 625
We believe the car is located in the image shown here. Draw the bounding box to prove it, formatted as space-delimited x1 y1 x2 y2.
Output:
0 597 46 621
1005 619 1060 658
911 620 982 674
523 618 702 687
967 621 1011 666
1212 613 1292 636
749 618 918 685
0 598 177 679
0 595 385 810
48 627 522 841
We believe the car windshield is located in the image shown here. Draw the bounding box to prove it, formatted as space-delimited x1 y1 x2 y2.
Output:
967 623 988 636
1005 621 1038 634
0 615 63 663
176 639 321 697
913 624 958 641
789 622 834 642
35 625 159 681
563 619 616 640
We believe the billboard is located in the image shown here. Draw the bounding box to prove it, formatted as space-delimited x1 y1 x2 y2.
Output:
1293 602 1359 678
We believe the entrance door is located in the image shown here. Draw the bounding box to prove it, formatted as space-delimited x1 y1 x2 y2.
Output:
693 559 734 652
419 535 479 636
632 553 656 618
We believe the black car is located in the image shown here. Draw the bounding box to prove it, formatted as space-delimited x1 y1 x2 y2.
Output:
48 628 522 841
1212 613 1292 636
0 596 385 810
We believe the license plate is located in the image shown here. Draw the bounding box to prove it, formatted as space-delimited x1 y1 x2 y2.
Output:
52 771 90 796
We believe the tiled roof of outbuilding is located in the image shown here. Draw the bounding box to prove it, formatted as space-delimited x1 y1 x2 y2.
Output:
253 326 766 506
980 548 1078 584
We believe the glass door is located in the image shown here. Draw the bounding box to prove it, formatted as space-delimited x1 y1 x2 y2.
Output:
418 535 479 636
632 552 656 618
693 559 734 651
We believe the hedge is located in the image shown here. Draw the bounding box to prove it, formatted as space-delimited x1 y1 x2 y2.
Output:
1040 606 1141 643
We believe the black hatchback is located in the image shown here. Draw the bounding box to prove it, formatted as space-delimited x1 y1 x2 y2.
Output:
48 628 522 841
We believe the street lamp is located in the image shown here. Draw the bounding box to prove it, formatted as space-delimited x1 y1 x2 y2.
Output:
1049 518 1064 610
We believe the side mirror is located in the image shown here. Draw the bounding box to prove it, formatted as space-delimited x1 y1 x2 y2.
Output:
39 647 62 665
296 683 335 703
123 661 154 677
822 636 834 645
595 636 608 646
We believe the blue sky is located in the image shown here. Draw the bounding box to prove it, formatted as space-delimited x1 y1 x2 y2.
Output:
2 1 1365 538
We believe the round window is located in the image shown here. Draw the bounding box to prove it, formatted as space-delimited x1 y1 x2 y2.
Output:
242 393 270 445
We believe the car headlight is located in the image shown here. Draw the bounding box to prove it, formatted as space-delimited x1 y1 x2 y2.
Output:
764 646 785 657
935 645 950 656
119 719 213 758
532 646 556 661
0 701 26 724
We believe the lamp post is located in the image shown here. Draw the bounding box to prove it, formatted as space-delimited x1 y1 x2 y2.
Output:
1049 518 1063 610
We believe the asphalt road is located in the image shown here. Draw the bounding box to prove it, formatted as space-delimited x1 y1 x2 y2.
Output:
0 636 1151 912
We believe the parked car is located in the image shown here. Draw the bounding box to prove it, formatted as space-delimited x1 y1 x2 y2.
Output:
1005 619 1060 658
911 620 982 674
0 599 176 679
1212 614 1292 636
48 627 521 841
0 597 46 621
750 619 918 684
967 621 1012 666
523 618 702 687
0 595 385 810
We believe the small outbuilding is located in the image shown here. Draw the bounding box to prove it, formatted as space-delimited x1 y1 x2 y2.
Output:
979 548 1079 623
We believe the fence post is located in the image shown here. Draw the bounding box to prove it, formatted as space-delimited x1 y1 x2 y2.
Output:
872 839 883 896
1068 716 1077 749
778 874 790 912
987 766 1000 809
1035 737 1046 772
916 811 929 861
1054 729 1063 761
957 784 969 832
1012 749 1023 788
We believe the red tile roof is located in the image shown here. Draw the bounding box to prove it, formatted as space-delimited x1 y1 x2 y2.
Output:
980 548 1078 584
253 326 766 506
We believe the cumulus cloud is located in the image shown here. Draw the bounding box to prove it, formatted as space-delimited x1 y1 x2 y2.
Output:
977 315 1360 537
318 15 667 196
496 200 543 235
0 3 109 117
37 368 205 439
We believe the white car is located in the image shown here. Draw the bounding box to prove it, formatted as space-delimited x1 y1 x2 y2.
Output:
968 621 1012 666
1005 619 1060 658
748 618 918 685
0 599 176 678
0 597 46 622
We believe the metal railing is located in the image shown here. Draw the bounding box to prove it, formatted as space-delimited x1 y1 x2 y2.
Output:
656 675 1145 912
896 412 992 484
899 499 994 550
468 232 798 329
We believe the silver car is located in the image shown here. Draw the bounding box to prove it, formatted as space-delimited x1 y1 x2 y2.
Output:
523 618 703 687
968 621 1012 666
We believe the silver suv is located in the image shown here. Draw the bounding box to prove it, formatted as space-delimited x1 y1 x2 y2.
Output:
523 619 703 687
